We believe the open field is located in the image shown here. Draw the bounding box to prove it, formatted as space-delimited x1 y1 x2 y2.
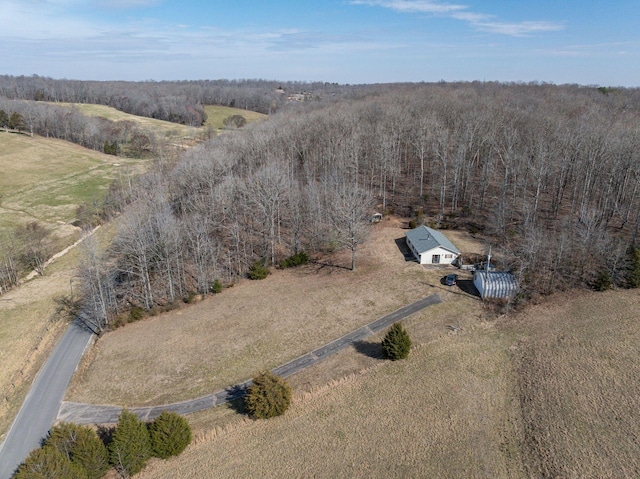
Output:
202 105 267 129
51 103 267 138
66 221 483 406
125 288 640 479
0 132 146 243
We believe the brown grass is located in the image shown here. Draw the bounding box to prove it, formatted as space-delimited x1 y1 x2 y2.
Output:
507 289 640 478
66 222 483 406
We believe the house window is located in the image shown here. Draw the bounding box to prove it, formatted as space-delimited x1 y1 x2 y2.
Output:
445 254 453 258
432 255 440 264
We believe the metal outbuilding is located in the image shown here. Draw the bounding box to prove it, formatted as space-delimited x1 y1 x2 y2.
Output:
473 270 518 299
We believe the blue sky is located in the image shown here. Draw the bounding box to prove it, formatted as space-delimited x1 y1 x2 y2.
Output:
1 0 638 86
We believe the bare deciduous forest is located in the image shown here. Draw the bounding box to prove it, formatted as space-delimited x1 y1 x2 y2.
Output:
1 78 640 329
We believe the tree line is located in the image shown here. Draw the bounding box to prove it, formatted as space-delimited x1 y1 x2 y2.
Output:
0 75 360 122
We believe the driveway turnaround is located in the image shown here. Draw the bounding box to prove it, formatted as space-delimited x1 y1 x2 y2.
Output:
58 293 442 425
0 321 94 479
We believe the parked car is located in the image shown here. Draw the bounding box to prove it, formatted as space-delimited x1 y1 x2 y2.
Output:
445 274 458 286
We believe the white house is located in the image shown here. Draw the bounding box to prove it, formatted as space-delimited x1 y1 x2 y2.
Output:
405 225 460 265
473 270 518 299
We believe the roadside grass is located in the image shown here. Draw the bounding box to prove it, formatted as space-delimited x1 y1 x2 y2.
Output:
0 222 116 441
125 288 640 479
65 225 483 407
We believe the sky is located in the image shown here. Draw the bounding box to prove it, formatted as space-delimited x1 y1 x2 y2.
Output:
1 0 638 86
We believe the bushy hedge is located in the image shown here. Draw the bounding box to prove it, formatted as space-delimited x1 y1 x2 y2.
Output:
245 371 292 419
381 322 412 360
14 446 88 479
149 411 192 459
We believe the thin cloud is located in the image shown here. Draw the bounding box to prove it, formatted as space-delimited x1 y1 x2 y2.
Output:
352 0 564 36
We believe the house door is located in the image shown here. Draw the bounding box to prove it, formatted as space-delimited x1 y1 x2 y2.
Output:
432 255 440 264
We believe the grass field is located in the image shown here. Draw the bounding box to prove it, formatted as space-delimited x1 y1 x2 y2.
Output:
66 221 483 406
64 219 640 478
0 132 146 243
52 103 267 139
123 288 640 479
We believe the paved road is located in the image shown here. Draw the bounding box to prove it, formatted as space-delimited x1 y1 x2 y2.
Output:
0 321 94 479
58 294 442 425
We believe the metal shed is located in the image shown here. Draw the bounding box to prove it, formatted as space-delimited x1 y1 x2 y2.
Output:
473 270 518 299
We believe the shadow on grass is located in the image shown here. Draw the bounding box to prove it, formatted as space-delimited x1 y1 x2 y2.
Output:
225 396 248 416
352 340 384 359
394 237 415 262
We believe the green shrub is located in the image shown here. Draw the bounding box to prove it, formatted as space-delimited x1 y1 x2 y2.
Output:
14 446 88 479
45 423 109 479
593 269 612 291
211 278 223 293
408 219 417 229
249 260 270 280
245 371 292 419
129 306 145 322
381 322 412 360
109 409 151 477
149 411 192 459
279 251 309 269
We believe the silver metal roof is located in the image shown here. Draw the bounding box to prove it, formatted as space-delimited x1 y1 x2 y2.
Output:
405 226 460 255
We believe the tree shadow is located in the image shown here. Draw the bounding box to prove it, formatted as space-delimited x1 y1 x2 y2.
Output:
224 384 250 415
309 260 352 272
96 425 115 447
394 237 415 262
352 340 384 359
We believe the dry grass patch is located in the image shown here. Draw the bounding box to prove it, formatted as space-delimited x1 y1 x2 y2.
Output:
202 105 267 130
66 225 475 407
135 324 524 479
507 289 640 478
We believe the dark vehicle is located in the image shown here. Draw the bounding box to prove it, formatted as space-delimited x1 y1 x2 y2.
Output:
445 274 458 286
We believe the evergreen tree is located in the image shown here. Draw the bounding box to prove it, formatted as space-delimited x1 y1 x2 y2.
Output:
624 244 640 288
245 371 292 419
13 446 87 479
109 409 151 478
381 322 412 360
149 411 192 459
45 422 109 479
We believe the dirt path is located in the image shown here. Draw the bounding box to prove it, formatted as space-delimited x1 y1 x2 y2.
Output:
22 225 100 282
58 293 442 424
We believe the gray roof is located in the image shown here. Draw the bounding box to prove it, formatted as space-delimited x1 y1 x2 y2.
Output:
405 226 460 255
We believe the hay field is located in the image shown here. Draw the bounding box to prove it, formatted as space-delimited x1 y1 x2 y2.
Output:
66 222 483 406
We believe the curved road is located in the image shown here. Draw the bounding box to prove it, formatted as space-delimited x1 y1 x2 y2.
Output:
0 293 441 478
0 321 94 479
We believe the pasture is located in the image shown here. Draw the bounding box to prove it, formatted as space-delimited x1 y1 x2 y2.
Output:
0 132 145 241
